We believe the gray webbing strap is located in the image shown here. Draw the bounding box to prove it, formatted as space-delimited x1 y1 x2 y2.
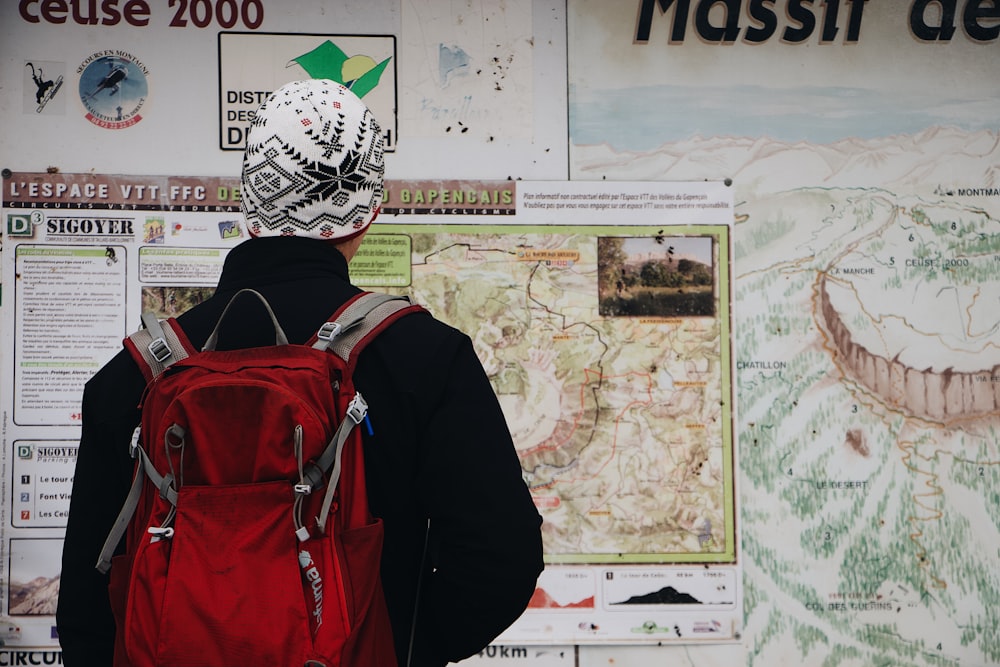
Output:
101 315 190 572
297 392 367 534
128 312 191 378
315 412 359 534
313 293 412 361
96 429 179 573
95 450 144 574
203 288 289 351
306 293 415 531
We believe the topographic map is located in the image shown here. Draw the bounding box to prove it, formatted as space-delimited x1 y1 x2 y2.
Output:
736 187 1000 666
359 224 737 564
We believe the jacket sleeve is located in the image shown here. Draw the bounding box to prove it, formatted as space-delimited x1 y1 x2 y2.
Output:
411 336 544 664
56 352 145 666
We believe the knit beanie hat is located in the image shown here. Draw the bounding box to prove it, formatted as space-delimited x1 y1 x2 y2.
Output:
241 79 384 241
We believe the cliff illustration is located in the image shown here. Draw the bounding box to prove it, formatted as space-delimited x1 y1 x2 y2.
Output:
819 276 999 421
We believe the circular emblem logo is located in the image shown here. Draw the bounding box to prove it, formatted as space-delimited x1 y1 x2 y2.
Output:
78 53 148 129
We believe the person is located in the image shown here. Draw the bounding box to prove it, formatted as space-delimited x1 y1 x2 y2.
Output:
57 79 544 667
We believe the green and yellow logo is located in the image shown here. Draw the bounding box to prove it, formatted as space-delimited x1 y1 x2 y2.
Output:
291 41 391 99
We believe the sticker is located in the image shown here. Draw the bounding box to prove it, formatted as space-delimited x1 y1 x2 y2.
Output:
78 51 149 129
24 61 64 114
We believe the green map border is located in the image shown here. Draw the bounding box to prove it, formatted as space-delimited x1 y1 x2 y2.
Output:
361 223 738 564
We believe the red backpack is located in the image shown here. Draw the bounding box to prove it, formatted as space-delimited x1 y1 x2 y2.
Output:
97 289 423 667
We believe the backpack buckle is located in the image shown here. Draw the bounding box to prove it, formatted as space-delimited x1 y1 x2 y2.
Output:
346 392 368 425
147 337 172 363
129 426 142 459
316 321 342 342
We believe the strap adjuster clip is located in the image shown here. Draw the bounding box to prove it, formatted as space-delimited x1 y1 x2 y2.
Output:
346 392 368 425
317 322 342 342
148 337 172 363
129 426 142 459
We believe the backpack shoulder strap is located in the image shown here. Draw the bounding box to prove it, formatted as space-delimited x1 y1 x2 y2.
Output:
310 292 426 370
123 312 198 382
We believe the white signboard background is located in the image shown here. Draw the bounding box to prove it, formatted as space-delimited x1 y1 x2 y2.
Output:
6 1 995 666
0 0 566 181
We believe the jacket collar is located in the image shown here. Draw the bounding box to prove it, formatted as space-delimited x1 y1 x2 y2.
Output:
216 236 350 292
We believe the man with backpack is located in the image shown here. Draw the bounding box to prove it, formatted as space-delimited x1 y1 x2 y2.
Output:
57 79 544 666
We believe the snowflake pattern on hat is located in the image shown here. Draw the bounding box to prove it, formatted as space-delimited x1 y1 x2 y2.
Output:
241 79 384 240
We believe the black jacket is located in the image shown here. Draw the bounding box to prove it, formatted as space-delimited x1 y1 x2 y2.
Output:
56 235 544 666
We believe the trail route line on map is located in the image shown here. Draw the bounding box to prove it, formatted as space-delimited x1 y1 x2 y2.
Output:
364 225 736 564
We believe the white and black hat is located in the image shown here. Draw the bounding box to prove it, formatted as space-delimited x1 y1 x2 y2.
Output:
241 79 384 241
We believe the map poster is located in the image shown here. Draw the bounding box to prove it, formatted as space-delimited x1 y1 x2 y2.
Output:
359 218 740 644
1 173 737 648
566 1 1000 665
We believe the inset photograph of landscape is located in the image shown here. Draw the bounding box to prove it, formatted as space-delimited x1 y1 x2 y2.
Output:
598 235 715 317
141 286 216 319
8 538 61 616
